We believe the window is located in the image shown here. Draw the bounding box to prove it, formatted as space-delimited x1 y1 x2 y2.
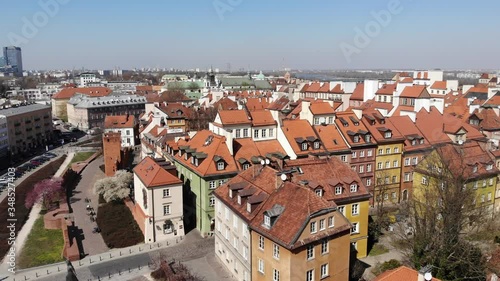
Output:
163 189 170 198
385 161 390 168
352 151 357 158
310 221 317 233
335 186 342 195
258 259 264 273
338 206 345 215
225 207 229 221
243 128 249 137
367 149 373 157
404 158 410 166
273 269 280 281
306 245 315 260
385 176 390 184
321 264 329 278
351 166 356 172
328 216 334 227
235 129 240 138
233 236 238 249
269 128 274 137
314 141 320 149
254 129 259 139
302 143 308 151
366 178 372 186
481 194 485 203
392 175 397 183
340 155 347 162
353 136 359 143
488 192 492 201
243 245 248 260
142 189 148 209
242 163 250 170
365 134 371 142
359 165 364 173
351 222 359 234
377 162 382 170
352 204 359 215
386 148 391 154
384 131 392 138
264 214 271 227
489 178 494 186
378 148 383 155
367 164 372 172
412 157 418 165
209 181 216 189
473 181 478 189
393 160 398 167
261 129 266 138
394 147 399 153
404 172 411 182
306 269 314 281
320 240 329 254
473 165 478 173
483 180 487 187
209 196 215 207
487 164 493 170
319 219 325 230
259 235 265 250
163 205 171 215
315 189 323 197
328 116 334 124
392 192 397 199
422 177 428 185
314 117 320 125
273 244 280 259
217 162 225 171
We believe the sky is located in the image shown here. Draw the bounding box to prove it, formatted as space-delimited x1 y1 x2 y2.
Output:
1 0 499 71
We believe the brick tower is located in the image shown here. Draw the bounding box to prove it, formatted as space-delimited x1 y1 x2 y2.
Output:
103 132 122 177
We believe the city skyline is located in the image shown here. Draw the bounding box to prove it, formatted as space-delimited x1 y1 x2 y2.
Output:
1 0 499 71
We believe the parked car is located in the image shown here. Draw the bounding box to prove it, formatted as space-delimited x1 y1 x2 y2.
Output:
30 160 42 166
44 152 57 158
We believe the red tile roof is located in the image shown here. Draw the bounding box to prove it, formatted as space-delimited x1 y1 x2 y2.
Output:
158 103 193 119
350 83 364 101
246 97 271 111
376 84 397 95
401 77 413 83
430 81 447 89
213 97 238 110
267 96 290 111
282 119 325 156
285 157 370 203
400 85 430 98
52 87 112 99
104 115 135 129
133 156 181 187
217 110 251 125
335 111 374 147
313 125 350 153
374 266 441 281
249 110 276 127
309 101 336 115
387 115 431 152
361 109 405 143
173 130 238 177
469 108 500 131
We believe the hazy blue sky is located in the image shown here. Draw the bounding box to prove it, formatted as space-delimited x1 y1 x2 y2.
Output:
1 0 499 70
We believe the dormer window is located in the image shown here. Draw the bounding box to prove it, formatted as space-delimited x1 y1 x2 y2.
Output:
419 139 424 144
237 195 242 204
365 135 371 142
353 135 359 143
315 189 323 197
301 143 308 151
314 141 320 149
472 165 478 173
384 131 392 139
411 140 416 145
195 158 199 166
350 184 358 193
185 153 189 160
191 156 194 164
264 214 271 228
242 163 250 170
335 186 342 195
487 164 493 170
217 161 225 171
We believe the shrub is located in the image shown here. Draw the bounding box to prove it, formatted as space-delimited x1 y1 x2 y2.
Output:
372 259 401 276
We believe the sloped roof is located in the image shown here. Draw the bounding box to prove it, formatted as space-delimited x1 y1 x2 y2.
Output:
52 87 112 99
309 102 336 115
430 81 447 90
313 125 350 153
350 83 364 101
213 97 238 110
133 156 181 187
282 119 325 156
249 110 276 127
400 85 430 98
104 115 135 129
217 110 251 125
374 266 441 281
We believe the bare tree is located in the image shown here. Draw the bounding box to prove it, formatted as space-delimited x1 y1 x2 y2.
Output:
395 145 488 280
94 170 133 202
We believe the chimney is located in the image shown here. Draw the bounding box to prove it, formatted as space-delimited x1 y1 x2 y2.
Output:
418 265 433 281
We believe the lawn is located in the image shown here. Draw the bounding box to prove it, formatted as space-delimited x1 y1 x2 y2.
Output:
69 151 95 165
97 200 144 248
368 243 389 256
18 215 65 268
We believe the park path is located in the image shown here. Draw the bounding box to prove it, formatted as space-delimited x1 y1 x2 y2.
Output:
69 155 109 256
0 152 74 274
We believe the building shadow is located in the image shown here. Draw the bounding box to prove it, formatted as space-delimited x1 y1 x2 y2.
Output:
182 178 197 233
67 221 87 258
